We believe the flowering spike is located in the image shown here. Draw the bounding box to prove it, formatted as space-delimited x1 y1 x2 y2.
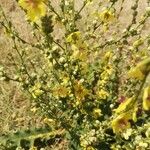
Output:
18 0 47 22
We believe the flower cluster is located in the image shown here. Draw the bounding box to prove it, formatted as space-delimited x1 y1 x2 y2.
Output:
19 0 47 22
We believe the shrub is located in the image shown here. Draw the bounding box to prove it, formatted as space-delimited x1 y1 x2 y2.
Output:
1 0 150 149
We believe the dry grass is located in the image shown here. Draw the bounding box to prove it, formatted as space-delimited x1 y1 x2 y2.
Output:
0 0 43 134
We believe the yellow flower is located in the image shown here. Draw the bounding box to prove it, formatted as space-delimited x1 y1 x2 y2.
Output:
116 97 138 122
143 86 150 111
128 57 150 80
98 80 107 87
53 85 69 98
29 82 43 98
74 81 88 101
71 42 88 61
128 67 145 80
111 113 131 134
100 69 112 80
72 50 87 61
18 0 47 22
67 31 89 61
93 108 102 118
99 9 115 23
115 97 133 114
100 71 108 80
97 89 109 99
60 71 70 85
103 51 113 60
66 31 81 44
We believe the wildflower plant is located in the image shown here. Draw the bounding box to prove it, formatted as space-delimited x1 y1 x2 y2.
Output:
1 0 150 149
